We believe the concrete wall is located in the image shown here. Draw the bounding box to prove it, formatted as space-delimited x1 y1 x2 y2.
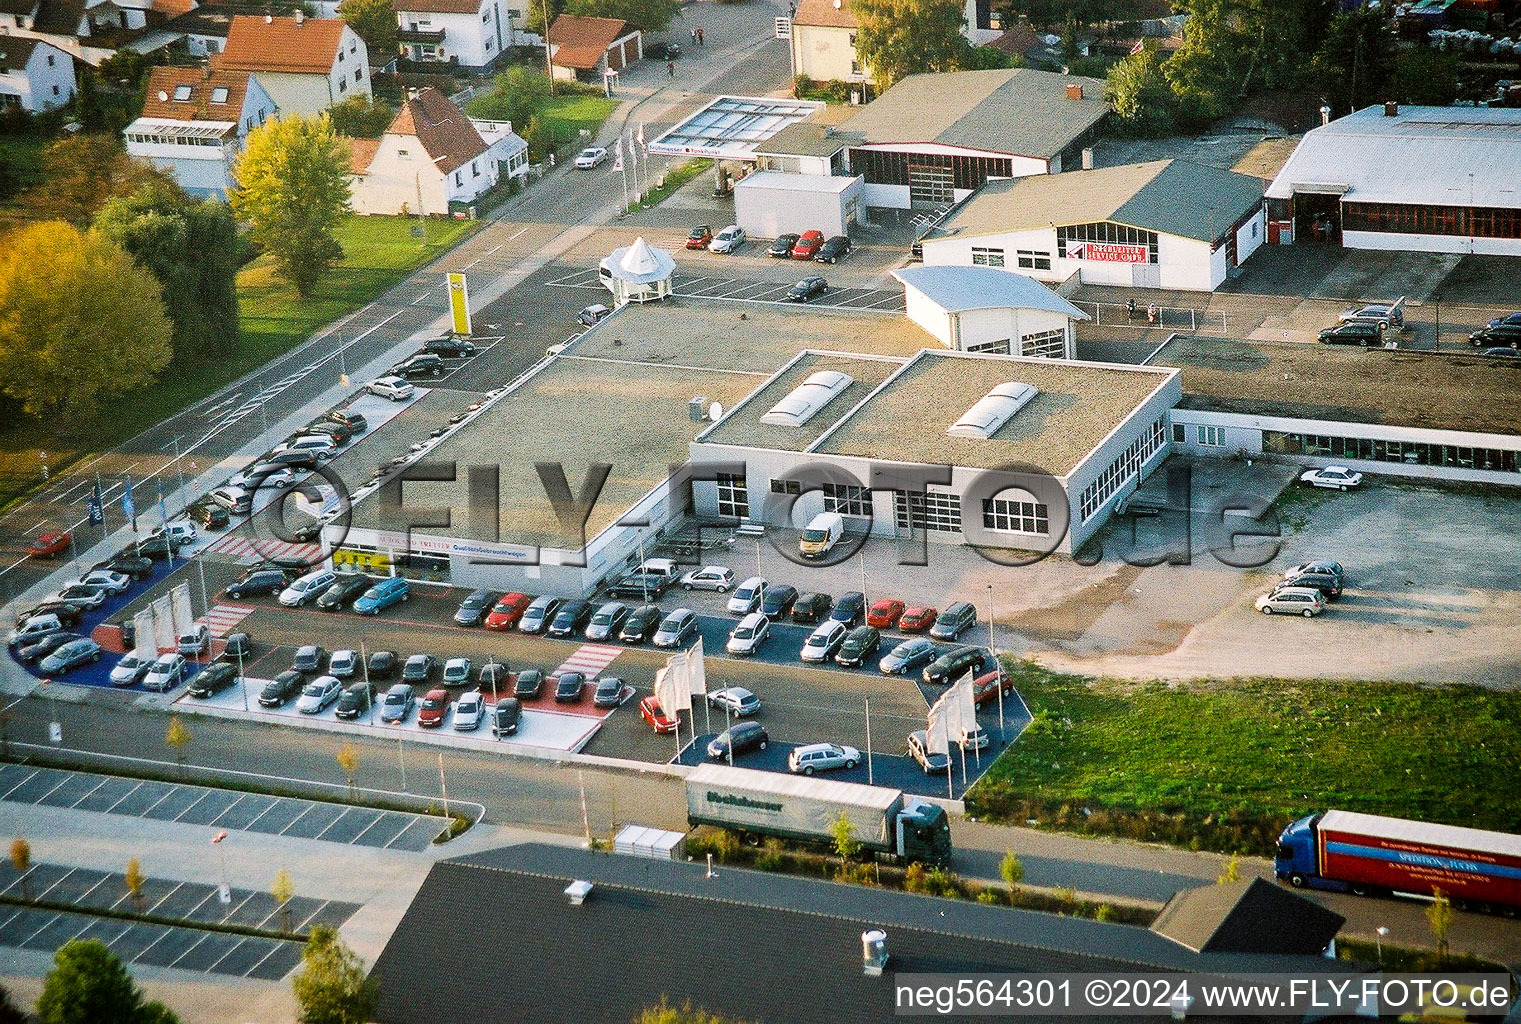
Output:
1235 206 1266 266
790 23 867 84
1063 373 1181 552
923 225 1233 292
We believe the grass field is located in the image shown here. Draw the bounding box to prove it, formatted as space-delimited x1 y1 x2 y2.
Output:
965 660 1521 855
541 93 618 149
0 134 49 197
0 216 477 513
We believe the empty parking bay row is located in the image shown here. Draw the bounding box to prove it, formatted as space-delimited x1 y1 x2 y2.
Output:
0 764 445 852
0 904 304 980
544 267 907 311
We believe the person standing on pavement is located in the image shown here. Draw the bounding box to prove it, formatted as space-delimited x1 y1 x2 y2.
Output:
697 27 704 45
667 60 675 76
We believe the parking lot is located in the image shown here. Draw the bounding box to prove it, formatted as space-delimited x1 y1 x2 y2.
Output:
544 267 906 312
0 764 448 851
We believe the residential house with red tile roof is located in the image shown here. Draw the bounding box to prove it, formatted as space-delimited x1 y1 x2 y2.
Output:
789 0 995 89
546 13 639 83
216 12 368 115
393 0 510 69
349 86 526 215
121 64 274 197
0 36 75 111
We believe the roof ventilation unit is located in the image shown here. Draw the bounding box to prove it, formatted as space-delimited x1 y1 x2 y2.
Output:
947 382 1038 439
760 370 854 427
565 880 593 906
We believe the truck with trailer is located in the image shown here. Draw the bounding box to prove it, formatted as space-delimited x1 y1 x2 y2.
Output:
685 763 952 868
1275 809 1521 913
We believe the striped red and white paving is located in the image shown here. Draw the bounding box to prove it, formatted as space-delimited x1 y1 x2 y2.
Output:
207 535 323 565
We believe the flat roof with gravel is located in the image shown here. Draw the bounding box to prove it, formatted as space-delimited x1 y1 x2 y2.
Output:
1154 336 1521 437
700 352 908 452
814 350 1174 476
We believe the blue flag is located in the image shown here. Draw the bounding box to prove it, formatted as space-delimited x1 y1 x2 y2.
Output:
122 478 135 521
87 481 104 526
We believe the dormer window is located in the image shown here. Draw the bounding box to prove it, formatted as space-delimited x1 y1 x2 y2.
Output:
210 86 228 103
173 84 192 100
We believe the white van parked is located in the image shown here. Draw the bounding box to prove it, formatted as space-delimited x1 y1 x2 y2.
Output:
799 511 844 560
279 567 337 607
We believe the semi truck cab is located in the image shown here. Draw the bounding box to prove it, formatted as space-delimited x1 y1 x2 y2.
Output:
1274 813 1326 889
898 799 953 868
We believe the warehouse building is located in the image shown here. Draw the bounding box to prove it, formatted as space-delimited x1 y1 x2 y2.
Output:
892 265 1086 358
919 159 1267 292
1265 103 1521 256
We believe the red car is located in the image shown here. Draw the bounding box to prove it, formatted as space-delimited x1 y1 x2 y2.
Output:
483 592 531 630
685 225 712 250
417 688 451 728
866 599 905 629
898 605 937 633
791 230 824 260
27 531 72 559
973 668 1013 707
639 696 677 734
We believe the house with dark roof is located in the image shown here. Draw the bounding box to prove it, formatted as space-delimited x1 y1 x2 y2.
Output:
368 844 1361 1024
0 35 74 112
121 64 274 197
349 85 526 215
1151 878 1346 956
545 13 639 82
919 158 1268 292
393 0 509 69
216 12 369 115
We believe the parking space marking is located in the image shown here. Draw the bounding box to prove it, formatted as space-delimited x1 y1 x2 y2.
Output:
312 806 356 842
207 792 249 827
169 789 217 823
64 776 109 809
33 774 74 806
0 768 39 800
276 801 319 836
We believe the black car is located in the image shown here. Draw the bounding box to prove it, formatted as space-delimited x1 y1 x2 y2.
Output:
708 721 768 760
130 534 182 561
1469 323 1521 348
548 599 593 637
225 568 291 599
477 662 509 691
402 654 436 684
492 698 522 737
784 277 827 303
554 671 586 702
834 625 881 667
923 644 989 686
259 670 305 708
424 337 477 358
513 668 545 698
453 588 499 626
767 233 800 258
517 595 562 635
368 649 398 679
761 584 798 619
335 682 374 719
262 449 319 470
98 554 154 580
188 662 238 698
1319 321 1382 346
815 236 852 264
394 353 445 379
830 591 865 627
221 632 253 659
17 632 83 664
186 500 230 530
326 409 369 433
316 574 371 611
619 604 663 644
1486 311 1521 329
302 420 353 445
19 602 83 627
791 592 832 624
593 675 626 708
645 41 682 60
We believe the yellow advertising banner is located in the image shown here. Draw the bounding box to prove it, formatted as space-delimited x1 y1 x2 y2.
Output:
447 272 471 337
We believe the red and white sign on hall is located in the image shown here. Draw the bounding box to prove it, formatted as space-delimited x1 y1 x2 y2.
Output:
1064 241 1149 263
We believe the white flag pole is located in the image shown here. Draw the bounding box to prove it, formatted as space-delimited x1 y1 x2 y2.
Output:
865 696 873 785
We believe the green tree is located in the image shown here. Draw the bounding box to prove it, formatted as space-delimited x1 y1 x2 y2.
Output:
36 941 142 1024
338 0 398 60
1163 0 1332 125
526 0 563 37
470 66 551 128
95 182 240 362
9 839 30 901
565 0 677 31
1312 2 1397 117
1105 44 1174 137
854 0 967 88
959 41 1015 70
829 812 861 860
135 1002 182 1024
328 95 395 139
1390 48 1458 107
522 114 554 164
231 114 351 297
292 925 377 1024
0 222 172 423
999 849 1024 897
1426 888 1453 962
34 134 177 224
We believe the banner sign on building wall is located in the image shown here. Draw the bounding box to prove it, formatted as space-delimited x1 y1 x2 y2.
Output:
1064 241 1149 263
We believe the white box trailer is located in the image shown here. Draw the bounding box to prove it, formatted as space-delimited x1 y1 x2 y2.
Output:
733 170 864 240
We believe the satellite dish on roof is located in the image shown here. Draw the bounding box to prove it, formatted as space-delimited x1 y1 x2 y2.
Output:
708 401 723 421
157 90 168 101
833 0 841 7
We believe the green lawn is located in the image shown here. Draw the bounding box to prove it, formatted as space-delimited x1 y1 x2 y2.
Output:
541 93 618 148
0 133 50 197
966 661 1521 855
0 215 476 512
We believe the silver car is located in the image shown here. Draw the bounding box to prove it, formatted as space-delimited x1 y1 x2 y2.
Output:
329 649 359 679
653 608 698 648
708 686 760 717
787 742 861 776
680 566 734 592
1254 586 1326 617
726 613 769 656
453 690 485 731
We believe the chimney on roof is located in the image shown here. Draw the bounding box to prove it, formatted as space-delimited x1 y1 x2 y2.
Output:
565 880 593 906
1066 83 1084 101
1384 100 1398 117
408 87 420 100
294 8 303 24
862 930 888 976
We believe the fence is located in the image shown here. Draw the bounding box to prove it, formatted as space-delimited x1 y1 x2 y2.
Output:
1071 300 1229 336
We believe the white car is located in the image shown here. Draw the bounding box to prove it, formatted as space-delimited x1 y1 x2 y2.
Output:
574 146 608 168
154 520 198 544
442 657 473 685
176 624 210 656
143 653 187 691
726 576 767 615
229 464 296 491
453 690 485 731
726 612 770 656
681 566 734 592
800 619 847 663
708 685 760 716
74 570 130 594
368 376 415 401
279 568 337 608
297 675 343 713
47 586 107 610
329 649 359 678
1254 586 1326 617
110 652 152 687
1299 466 1363 491
710 225 746 254
958 724 990 751
788 742 861 775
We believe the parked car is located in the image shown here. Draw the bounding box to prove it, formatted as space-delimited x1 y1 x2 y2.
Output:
17 603 81 629
278 568 336 608
578 304 612 328
50 585 107 610
1254 586 1326 617
477 662 509 691
418 688 451 728
1299 466 1363 490
129 533 188 560
220 632 252 660
271 433 337 460
710 225 747 254
879 637 937 675
328 649 360 679
548 599 594 637
653 608 698 648
834 625 880 667
368 376 415 401
791 592 832 624
1469 323 1521 348
518 595 562 635
593 675 626 708
709 686 761 717
1281 560 1345 593
326 409 368 433
142 653 188 691
959 724 990 751
225 567 291 599
726 612 770 656
27 531 72 558
513 668 545 699
788 742 861 775
907 730 950 774
186 500 230 530
866 599 905 629
685 225 713 250
574 146 608 169
708 721 768 760
784 276 827 302
767 233 799 258
923 644 988 686
110 651 154 687
619 604 663 644
727 576 767 615
1481 346 1521 360
801 620 848 662
1487 311 1521 329
187 661 237 698
424 336 476 358
1319 321 1383 346
291 645 326 673
972 668 1013 706
335 682 374 720
640 696 678 734
442 657 473 686
260 670 306 708
17 631 81 665
73 570 130 595
39 638 102 675
827 591 864 627
402 654 436 684
229 463 296 491
680 566 734 592
1338 303 1403 330
354 577 410 615
177 624 210 656
761 584 798 619
453 589 499 626
393 354 445 380
815 235 852 263
316 574 371 611
453 690 485 731
553 671 586 703
483 592 532 630
492 698 522 737
379 683 416 723
100 554 153 580
645 40 681 59
929 601 978 641
898 606 937 632
585 601 631 642
790 230 824 260
7 614 68 648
